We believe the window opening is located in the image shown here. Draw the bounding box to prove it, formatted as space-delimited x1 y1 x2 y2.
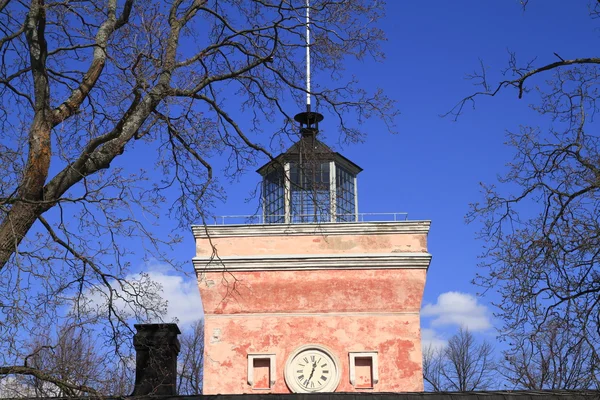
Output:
349 352 378 389
248 354 276 390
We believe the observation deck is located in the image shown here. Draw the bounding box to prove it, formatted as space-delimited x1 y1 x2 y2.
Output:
207 212 409 226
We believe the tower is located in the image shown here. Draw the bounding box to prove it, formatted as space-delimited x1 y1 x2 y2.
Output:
194 1 430 393
193 110 431 394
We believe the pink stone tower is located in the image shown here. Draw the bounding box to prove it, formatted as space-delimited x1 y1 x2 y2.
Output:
194 111 431 394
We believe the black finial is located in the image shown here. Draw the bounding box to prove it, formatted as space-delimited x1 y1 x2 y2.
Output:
294 111 324 129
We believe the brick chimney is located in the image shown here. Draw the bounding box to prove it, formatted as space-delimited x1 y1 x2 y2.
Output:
132 323 181 396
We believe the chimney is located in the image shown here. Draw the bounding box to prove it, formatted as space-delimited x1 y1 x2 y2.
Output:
132 323 181 396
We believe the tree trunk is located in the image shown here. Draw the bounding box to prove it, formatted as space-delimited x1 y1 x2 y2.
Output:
0 117 52 270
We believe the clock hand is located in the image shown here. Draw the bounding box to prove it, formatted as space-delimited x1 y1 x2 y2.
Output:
307 362 317 382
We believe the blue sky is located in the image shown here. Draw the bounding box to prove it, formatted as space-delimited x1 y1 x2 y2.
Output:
143 1 597 349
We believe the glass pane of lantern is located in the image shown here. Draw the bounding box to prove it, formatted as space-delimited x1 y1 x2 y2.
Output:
263 167 285 223
336 165 356 222
289 162 331 222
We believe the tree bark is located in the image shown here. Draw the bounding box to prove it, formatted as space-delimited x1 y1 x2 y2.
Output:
0 0 53 269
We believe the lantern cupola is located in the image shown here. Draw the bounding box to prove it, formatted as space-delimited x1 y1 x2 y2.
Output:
257 112 362 224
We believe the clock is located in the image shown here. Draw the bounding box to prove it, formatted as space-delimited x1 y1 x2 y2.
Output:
284 344 341 393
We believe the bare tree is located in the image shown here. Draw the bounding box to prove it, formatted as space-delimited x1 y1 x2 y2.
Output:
0 323 133 397
177 319 204 395
422 344 444 392
423 327 496 392
0 0 394 394
447 0 600 380
500 321 600 390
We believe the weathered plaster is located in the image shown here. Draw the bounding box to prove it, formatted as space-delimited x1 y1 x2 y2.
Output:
196 233 427 256
196 222 430 394
199 269 426 315
202 314 423 394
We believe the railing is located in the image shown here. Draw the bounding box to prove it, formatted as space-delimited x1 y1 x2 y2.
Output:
210 212 409 225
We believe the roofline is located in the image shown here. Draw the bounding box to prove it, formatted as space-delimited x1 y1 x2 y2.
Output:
256 151 362 175
192 220 431 238
43 389 600 399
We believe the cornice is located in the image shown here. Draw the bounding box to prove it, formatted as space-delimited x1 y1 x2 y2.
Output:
193 252 432 272
191 220 431 238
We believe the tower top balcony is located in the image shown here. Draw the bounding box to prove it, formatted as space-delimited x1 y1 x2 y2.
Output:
206 213 409 225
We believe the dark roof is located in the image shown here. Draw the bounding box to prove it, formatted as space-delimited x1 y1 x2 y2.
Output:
158 391 600 400
256 136 362 175
10 391 600 400
283 136 333 155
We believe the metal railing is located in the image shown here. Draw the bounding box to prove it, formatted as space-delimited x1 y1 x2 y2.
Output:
210 212 409 225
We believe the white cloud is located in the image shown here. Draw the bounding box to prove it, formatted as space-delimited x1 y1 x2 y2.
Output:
421 291 491 332
421 328 446 351
144 264 204 328
80 262 203 330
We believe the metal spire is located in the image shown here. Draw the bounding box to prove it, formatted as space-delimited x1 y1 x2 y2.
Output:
305 0 311 113
294 0 323 129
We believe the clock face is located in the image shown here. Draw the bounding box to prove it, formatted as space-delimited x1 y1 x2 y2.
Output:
284 345 340 393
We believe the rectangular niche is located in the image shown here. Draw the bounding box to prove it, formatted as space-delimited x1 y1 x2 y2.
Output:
247 354 276 390
349 351 378 389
